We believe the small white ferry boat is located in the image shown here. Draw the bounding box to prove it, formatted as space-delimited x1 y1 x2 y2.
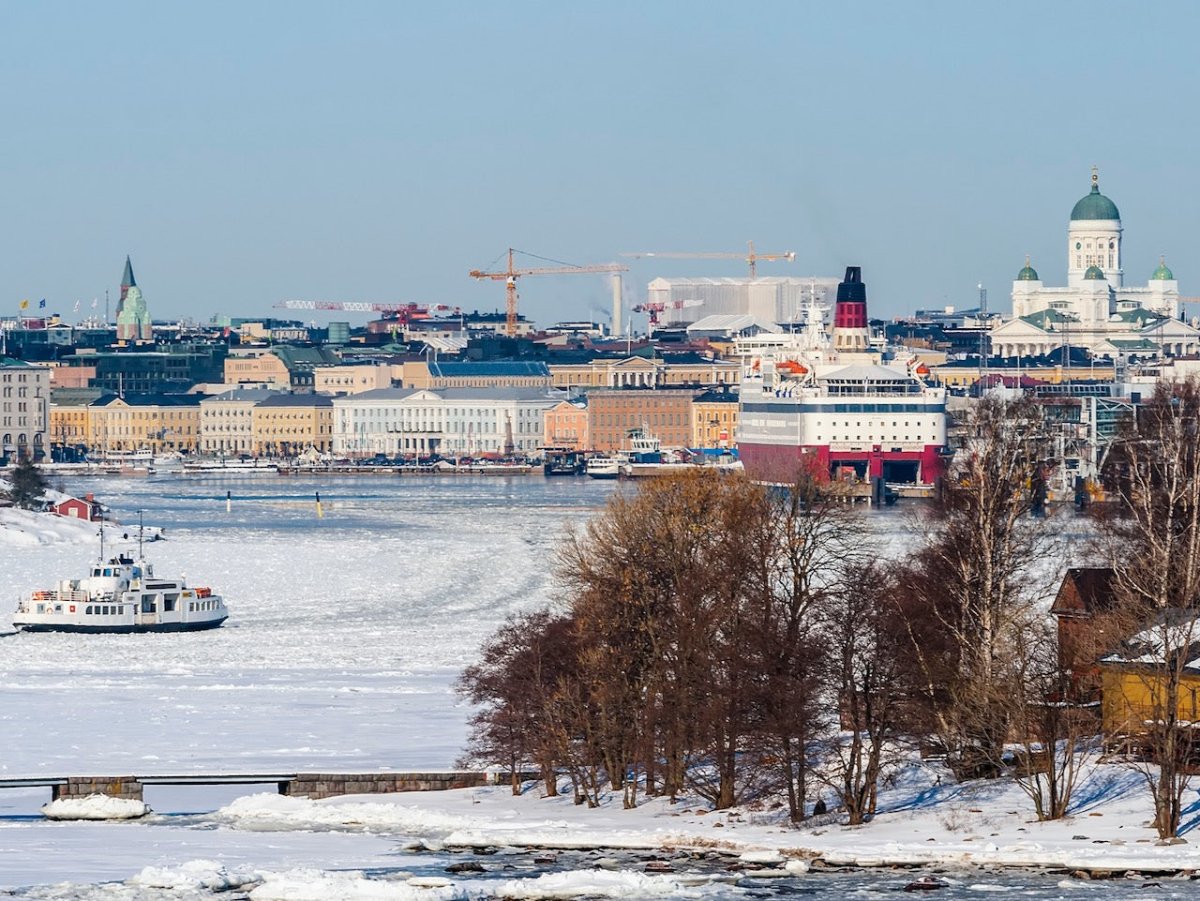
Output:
585 456 620 480
13 546 229 634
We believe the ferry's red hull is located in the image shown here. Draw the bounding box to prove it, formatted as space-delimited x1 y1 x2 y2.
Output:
738 441 946 486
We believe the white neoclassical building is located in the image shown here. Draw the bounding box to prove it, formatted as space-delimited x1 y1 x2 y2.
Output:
332 387 565 458
991 168 1198 359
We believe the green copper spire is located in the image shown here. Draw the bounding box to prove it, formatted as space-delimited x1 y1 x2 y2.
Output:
121 255 136 288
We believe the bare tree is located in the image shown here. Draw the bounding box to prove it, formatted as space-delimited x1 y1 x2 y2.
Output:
1003 611 1100 821
900 396 1056 779
456 609 577 795
745 473 863 822
819 562 910 824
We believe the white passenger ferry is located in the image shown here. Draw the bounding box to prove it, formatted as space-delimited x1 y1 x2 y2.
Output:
12 548 229 634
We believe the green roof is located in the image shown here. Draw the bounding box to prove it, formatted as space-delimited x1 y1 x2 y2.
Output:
1071 173 1120 221
1109 338 1159 350
1112 308 1162 325
1084 265 1105 280
1017 261 1039 281
1021 309 1079 329
1152 257 1175 281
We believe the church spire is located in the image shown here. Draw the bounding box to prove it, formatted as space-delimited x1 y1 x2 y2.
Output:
121 255 136 289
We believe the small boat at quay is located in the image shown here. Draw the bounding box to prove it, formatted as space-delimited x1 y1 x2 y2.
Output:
12 528 228 634
585 456 620 480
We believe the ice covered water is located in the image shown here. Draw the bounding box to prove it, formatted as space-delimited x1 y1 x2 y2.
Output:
0 474 619 775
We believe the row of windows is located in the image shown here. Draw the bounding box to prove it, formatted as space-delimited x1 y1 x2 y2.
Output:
189 600 220 612
86 605 126 615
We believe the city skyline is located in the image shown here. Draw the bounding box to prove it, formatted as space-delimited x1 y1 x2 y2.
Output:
1 2 1198 325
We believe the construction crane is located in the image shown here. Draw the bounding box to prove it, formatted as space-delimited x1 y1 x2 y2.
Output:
274 300 459 323
621 240 796 278
633 298 704 327
468 248 628 338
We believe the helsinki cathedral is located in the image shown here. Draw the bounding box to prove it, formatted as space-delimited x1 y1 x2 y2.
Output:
990 168 1198 359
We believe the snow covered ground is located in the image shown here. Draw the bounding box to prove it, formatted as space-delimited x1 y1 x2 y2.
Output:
0 475 1126 896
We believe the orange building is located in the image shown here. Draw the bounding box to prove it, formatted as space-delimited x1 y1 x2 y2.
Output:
542 400 589 450
587 389 697 452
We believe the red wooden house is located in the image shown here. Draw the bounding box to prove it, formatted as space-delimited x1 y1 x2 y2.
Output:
49 493 103 522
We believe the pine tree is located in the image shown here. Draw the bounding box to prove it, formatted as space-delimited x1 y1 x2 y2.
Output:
4 456 48 510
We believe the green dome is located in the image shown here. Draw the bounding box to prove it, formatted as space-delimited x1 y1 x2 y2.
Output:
1071 178 1120 221
1017 263 1039 281
1152 257 1175 280
1084 265 1105 280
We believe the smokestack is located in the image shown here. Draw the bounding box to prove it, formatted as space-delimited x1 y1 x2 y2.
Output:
832 266 870 352
611 274 622 338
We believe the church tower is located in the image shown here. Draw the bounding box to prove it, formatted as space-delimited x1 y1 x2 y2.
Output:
1067 167 1122 289
115 255 152 342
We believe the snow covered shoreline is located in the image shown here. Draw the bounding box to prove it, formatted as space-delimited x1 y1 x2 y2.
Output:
209 763 1200 877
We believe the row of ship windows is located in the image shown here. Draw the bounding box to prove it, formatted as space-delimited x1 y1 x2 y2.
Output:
818 437 925 442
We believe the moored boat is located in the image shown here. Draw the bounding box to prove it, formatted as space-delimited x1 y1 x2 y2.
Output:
585 456 620 480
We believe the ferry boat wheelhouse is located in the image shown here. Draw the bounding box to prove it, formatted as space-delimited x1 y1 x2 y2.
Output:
13 551 228 634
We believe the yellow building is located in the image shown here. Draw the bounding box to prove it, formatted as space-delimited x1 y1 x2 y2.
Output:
89 394 203 453
251 394 333 456
691 388 738 449
1100 612 1200 743
48 388 109 452
314 363 394 395
931 362 1116 389
224 351 292 389
550 355 740 391
1101 665 1200 738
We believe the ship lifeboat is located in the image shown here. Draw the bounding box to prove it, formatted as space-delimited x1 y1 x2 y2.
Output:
777 360 809 376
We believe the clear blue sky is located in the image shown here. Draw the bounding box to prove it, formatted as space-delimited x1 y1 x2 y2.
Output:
1 1 1198 326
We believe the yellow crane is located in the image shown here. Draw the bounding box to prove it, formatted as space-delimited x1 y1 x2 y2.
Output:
469 249 628 338
621 240 796 278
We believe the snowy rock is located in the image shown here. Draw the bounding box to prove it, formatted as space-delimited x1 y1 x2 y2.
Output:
784 859 810 875
42 794 150 820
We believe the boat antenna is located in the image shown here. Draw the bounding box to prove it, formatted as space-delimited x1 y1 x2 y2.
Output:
137 510 144 560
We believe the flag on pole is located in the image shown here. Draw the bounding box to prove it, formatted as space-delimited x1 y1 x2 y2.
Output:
38 299 45 309
19 299 28 310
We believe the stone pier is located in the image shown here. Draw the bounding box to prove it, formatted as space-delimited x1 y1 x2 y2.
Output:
51 776 143 802
283 771 497 800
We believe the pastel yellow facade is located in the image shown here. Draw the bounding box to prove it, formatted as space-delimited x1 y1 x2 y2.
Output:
932 362 1116 389
90 400 201 453
225 353 291 388
314 364 393 395
251 403 333 456
550 357 740 390
49 404 93 448
691 399 738 449
1101 666 1200 736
